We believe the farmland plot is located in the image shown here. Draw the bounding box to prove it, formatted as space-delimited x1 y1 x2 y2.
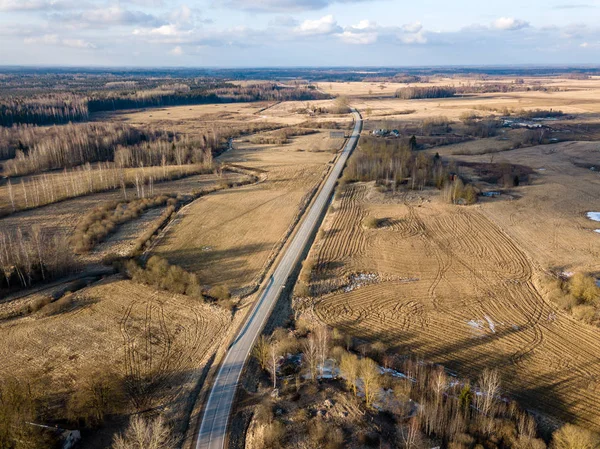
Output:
309 181 600 429
152 131 343 292
0 278 232 436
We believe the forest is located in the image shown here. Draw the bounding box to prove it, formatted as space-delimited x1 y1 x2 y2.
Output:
0 74 329 126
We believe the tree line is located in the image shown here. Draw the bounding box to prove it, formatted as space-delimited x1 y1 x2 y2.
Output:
2 122 147 177
343 136 448 191
0 226 74 293
394 83 559 100
0 94 89 127
250 322 599 449
1 121 219 178
395 86 457 100
0 83 329 126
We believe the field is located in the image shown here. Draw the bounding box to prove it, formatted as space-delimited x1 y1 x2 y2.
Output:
0 277 233 445
0 170 242 267
0 94 354 447
298 77 600 430
3 70 600 446
152 129 345 293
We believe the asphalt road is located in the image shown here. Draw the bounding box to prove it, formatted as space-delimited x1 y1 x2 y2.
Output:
195 109 362 449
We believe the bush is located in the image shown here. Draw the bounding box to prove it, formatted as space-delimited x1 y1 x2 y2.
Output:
299 259 315 283
570 273 600 305
262 420 286 449
28 296 52 314
551 423 600 449
208 285 231 301
294 281 310 297
572 305 597 324
124 256 204 300
112 415 178 449
72 195 176 254
363 217 381 229
40 293 76 316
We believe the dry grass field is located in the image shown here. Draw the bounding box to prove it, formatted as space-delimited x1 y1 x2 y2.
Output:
297 77 600 430
0 277 232 442
0 163 210 215
0 99 353 446
152 129 346 293
308 184 600 428
0 170 242 266
320 77 600 120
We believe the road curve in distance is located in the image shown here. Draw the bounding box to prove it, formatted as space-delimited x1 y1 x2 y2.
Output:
195 109 363 449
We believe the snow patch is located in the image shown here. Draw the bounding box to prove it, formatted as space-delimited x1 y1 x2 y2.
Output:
467 317 497 335
484 315 496 333
344 272 379 292
587 212 600 222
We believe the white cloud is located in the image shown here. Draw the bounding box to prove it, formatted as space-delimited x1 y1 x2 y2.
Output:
0 0 78 11
492 17 530 31
149 24 179 35
62 38 95 48
353 20 376 31
402 21 423 34
169 45 183 55
24 33 95 48
170 4 192 23
221 0 375 12
338 30 377 44
24 33 59 44
295 14 341 35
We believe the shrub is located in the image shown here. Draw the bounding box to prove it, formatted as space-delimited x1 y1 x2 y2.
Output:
570 273 600 305
363 217 381 229
124 256 204 300
299 259 315 283
72 195 175 254
112 415 178 449
572 305 597 324
262 420 286 449
208 285 231 301
40 293 76 316
28 296 52 314
551 423 600 449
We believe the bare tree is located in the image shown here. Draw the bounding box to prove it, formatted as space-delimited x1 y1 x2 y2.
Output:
112 415 178 449
252 335 270 371
7 180 15 212
314 324 330 377
303 335 318 382
339 351 359 395
359 358 381 409
551 424 600 449
431 366 447 407
400 417 422 449
477 368 500 417
267 340 280 390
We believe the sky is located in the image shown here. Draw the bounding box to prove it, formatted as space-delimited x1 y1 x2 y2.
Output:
0 0 599 67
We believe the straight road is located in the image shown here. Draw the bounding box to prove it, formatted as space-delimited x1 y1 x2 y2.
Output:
195 109 362 449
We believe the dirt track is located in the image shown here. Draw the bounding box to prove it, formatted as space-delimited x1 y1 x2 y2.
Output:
311 184 600 429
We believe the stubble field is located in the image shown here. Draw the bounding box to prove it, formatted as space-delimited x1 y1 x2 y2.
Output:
300 77 600 429
152 130 345 293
